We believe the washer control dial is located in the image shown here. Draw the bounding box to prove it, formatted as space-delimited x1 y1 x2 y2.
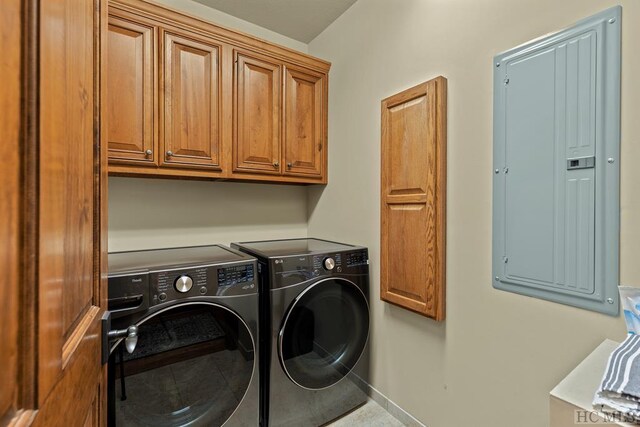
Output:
323 257 336 271
174 275 193 293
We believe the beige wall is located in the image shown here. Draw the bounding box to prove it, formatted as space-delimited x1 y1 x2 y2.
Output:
108 0 309 252
152 0 307 52
108 178 308 251
307 1 638 426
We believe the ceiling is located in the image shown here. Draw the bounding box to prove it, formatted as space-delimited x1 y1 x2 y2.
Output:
192 0 358 43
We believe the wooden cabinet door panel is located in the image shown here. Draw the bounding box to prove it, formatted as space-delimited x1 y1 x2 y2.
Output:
283 67 324 178
0 0 22 422
162 31 222 169
380 77 447 320
107 14 156 164
234 51 281 174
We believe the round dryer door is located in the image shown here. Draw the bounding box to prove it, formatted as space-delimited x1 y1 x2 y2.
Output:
110 302 256 427
279 278 369 390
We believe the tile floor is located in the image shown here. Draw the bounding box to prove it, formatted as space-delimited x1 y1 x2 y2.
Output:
328 399 404 426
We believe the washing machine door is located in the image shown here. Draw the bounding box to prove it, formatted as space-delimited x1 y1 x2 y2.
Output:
110 302 255 427
278 278 369 390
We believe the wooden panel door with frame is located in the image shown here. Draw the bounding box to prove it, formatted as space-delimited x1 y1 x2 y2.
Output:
107 11 157 165
161 29 223 170
0 0 108 425
283 65 326 180
380 76 447 320
233 50 282 175
34 0 108 424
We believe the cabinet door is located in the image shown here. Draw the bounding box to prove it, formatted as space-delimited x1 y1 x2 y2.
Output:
162 31 222 169
234 51 281 174
283 67 325 179
107 14 156 164
380 77 447 320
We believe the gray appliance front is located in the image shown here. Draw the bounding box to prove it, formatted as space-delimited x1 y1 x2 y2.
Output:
268 280 369 426
492 6 621 315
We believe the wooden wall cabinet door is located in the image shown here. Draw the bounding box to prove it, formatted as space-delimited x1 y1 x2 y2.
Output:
107 13 156 165
233 51 281 175
106 0 331 184
161 30 222 170
283 66 325 180
380 76 447 321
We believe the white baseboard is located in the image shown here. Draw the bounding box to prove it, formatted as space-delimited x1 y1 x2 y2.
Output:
348 372 426 427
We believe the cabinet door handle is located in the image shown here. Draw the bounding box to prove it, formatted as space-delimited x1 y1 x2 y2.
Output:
166 151 173 158
287 162 293 169
145 149 152 157
273 162 280 168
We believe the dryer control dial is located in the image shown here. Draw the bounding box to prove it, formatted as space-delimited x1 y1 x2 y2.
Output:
174 275 193 293
323 257 336 271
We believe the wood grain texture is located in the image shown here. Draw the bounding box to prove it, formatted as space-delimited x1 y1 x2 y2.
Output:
107 12 157 165
31 318 104 427
31 0 107 424
98 0 110 421
108 164 327 184
380 76 447 320
18 0 39 412
233 50 281 174
283 65 325 179
109 0 330 74
106 0 330 185
161 29 222 169
39 0 96 387
0 0 22 422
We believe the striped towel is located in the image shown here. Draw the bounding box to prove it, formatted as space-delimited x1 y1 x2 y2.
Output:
593 334 640 421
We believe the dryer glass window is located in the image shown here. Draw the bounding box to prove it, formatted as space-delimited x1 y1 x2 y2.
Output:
111 303 255 426
279 278 369 390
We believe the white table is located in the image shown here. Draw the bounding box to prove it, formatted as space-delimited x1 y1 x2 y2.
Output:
550 339 635 426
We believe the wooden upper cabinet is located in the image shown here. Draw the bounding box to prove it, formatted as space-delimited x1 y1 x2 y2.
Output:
283 66 325 179
234 51 281 174
107 13 156 164
106 0 330 183
161 30 222 169
380 76 447 321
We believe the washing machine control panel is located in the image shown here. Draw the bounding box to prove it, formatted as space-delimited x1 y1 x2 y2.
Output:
149 262 257 306
346 250 369 267
174 275 193 293
217 264 255 287
310 253 344 273
270 250 369 289
323 257 336 270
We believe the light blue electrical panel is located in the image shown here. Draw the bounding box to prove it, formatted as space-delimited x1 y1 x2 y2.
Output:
492 6 621 315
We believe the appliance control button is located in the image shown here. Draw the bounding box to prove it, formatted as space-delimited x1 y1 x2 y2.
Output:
174 275 193 293
158 292 167 302
323 257 336 271
199 286 207 295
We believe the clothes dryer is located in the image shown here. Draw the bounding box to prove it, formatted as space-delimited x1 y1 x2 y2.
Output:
232 238 370 427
